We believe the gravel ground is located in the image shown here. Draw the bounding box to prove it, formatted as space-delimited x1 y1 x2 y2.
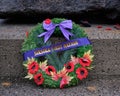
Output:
0 77 120 96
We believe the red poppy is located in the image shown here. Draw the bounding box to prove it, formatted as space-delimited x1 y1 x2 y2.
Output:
44 18 51 24
34 73 44 85
28 61 39 74
105 27 112 30
76 67 88 80
79 57 91 67
64 61 74 72
114 24 120 30
45 66 56 75
97 25 102 28
25 31 29 37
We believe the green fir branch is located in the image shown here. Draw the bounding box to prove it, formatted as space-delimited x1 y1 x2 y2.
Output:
45 51 62 71
60 49 76 65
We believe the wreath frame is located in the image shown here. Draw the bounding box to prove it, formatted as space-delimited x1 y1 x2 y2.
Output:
21 18 94 88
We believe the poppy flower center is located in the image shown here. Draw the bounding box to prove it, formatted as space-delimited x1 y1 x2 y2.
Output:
80 70 85 75
38 76 41 80
82 58 88 63
32 65 36 69
67 65 71 69
48 68 53 72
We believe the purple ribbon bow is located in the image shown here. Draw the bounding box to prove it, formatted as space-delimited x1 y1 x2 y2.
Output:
38 20 73 43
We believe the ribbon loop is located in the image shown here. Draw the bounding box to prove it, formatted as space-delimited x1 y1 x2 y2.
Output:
60 20 72 29
38 20 73 43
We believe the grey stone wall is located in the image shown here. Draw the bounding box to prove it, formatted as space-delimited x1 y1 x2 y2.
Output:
0 0 120 19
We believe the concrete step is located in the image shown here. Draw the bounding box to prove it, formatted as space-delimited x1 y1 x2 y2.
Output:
0 20 120 77
0 76 120 96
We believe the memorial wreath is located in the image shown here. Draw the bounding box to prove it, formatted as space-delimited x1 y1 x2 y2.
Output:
21 18 94 88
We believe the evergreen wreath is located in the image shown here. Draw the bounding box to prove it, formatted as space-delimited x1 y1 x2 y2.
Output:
21 18 94 88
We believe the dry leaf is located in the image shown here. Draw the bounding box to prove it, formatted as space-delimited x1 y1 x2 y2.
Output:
1 82 12 87
87 86 96 92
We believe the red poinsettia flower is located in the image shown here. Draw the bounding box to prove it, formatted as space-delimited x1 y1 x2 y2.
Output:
44 18 51 24
57 67 67 78
64 61 74 72
51 72 59 81
76 67 88 80
34 73 44 85
60 79 66 89
79 57 91 67
60 74 73 89
45 66 56 75
70 55 79 65
28 61 39 74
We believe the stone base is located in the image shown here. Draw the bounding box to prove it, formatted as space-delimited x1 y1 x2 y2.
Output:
0 39 120 77
0 22 120 77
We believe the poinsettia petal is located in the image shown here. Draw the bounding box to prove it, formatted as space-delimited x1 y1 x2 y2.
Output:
60 74 73 88
57 67 67 77
39 60 48 71
83 50 94 61
71 55 79 65
51 72 59 81
25 73 33 80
